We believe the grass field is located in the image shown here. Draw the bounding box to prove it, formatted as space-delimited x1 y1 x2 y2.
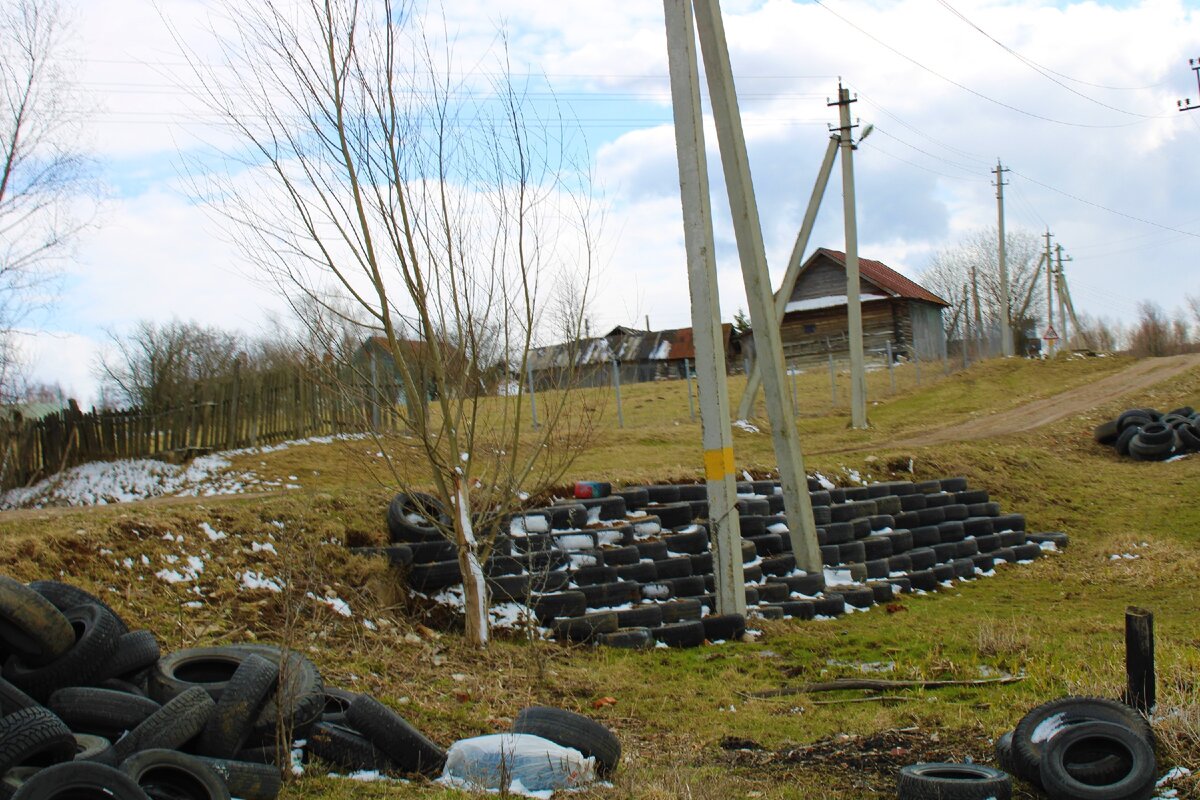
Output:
1 353 1197 798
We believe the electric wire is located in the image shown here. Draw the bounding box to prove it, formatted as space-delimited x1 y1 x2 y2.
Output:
813 0 1150 129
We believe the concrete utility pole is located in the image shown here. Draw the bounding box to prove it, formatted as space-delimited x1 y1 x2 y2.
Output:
735 135 840 420
1177 57 1200 112
690 0 823 573
994 160 1013 356
1043 229 1056 356
1055 244 1072 349
662 0 745 615
971 263 983 358
831 83 868 428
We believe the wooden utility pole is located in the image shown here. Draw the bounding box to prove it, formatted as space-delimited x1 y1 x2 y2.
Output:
994 161 1013 356
971 263 983 359
663 0 745 615
690 0 822 572
1043 229 1056 356
1055 244 1071 349
831 83 868 428
736 135 840 420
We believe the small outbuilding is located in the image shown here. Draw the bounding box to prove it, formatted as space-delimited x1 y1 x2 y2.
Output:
778 248 949 365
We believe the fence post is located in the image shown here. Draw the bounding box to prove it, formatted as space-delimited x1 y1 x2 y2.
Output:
369 351 381 432
612 358 624 428
915 346 921 386
1125 606 1155 715
685 358 696 421
828 354 836 406
526 361 539 430
790 359 798 412
886 340 895 393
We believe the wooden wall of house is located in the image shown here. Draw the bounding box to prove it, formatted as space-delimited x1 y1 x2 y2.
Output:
909 301 948 360
789 256 877 303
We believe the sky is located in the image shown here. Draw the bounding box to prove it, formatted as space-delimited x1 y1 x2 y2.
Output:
15 0 1200 404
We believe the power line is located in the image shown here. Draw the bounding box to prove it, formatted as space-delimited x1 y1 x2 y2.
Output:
871 126 985 175
851 87 992 166
813 0 1151 129
1009 168 1200 239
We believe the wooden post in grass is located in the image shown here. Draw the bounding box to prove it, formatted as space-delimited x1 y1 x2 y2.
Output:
611 358 624 428
886 340 895 393
526 361 539 430
685 358 696 421
829 353 836 406
1125 606 1155 715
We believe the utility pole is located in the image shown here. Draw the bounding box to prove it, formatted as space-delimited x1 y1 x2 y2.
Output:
663 0 745 615
831 82 868 429
1055 244 1072 349
971 264 983 359
1177 57 1200 112
691 0 823 573
994 161 1012 356
1043 229 1057 356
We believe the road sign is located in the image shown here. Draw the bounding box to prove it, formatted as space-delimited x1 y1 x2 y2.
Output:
1042 325 1059 341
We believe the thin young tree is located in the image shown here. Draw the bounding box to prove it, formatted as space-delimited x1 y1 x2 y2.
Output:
0 0 94 401
178 1 598 646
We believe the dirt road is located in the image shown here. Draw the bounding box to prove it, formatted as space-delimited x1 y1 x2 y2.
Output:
893 353 1200 448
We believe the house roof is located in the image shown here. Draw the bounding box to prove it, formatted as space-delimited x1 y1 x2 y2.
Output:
527 324 734 370
801 248 950 307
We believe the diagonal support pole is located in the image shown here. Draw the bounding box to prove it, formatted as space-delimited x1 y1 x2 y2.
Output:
735 135 839 421
690 0 822 573
663 0 745 616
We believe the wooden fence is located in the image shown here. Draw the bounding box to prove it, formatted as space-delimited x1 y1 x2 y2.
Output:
0 364 403 491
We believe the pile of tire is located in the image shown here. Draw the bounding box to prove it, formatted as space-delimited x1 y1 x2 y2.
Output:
369 475 1063 649
996 696 1157 799
1093 405 1200 461
0 576 452 797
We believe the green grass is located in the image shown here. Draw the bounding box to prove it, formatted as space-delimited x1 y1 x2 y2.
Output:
1 354 1198 798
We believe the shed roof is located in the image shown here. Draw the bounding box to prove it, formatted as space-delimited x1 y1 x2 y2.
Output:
800 248 950 307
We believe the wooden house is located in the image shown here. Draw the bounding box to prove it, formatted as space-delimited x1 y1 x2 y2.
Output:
777 248 949 365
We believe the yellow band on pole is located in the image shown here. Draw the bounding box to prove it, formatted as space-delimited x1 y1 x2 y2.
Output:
703 447 735 481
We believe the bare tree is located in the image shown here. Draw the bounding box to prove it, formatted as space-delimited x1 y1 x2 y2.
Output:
1129 302 1174 357
1070 313 1124 353
921 228 1044 347
178 1 598 646
96 320 243 409
0 0 93 400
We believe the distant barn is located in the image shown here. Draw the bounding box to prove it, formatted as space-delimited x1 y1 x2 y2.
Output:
779 248 949 365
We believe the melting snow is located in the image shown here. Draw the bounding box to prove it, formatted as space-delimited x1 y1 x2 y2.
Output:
732 419 760 434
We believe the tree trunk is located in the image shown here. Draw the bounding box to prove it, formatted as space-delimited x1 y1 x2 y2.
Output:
453 479 489 647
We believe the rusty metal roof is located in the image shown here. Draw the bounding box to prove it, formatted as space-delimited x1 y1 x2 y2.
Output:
807 248 950 307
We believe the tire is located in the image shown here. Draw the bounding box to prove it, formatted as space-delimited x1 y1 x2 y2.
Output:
1114 425 1140 456
659 599 702 623
602 546 641 567
345 695 445 776
1177 423 1200 452
896 762 1011 800
1039 721 1156 800
195 654 279 759
0 679 36 716
386 492 450 543
190 756 282 800
306 721 395 774
348 545 413 568
71 734 115 766
995 730 1014 774
761 554 796 577
406 559 462 592
120 749 230 800
615 562 656 583
1128 434 1172 461
27 582 128 637
1135 421 1173 446
1116 409 1152 431
97 632 160 683
10 761 148 799
700 614 745 641
406 540 456 564
907 569 938 592
530 592 586 624
3 604 122 701
599 629 655 649
780 573 824 596
663 528 708 555
319 688 358 726
112 687 215 762
780 600 815 619
0 707 76 774
651 621 705 648
652 502 694 528
551 613 618 642
47 688 161 741
511 706 621 777
0 578 74 667
615 606 663 629
652 558 692 580
1012 696 1153 787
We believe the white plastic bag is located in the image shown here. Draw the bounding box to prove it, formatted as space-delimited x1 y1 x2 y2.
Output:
438 733 597 797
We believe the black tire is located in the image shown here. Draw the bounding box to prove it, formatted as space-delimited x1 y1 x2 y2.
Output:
319 688 358 726
306 721 395 774
1012 696 1153 787
1135 421 1172 446
780 600 815 619
907 569 938 592
120 749 230 800
406 540 456 564
349 544 414 568
995 730 1014 774
511 706 620 776
0 679 36 716
651 621 705 648
11 761 149 799
1114 425 1140 456
780 573 824 596
112 687 215 763
1039 721 1156 800
345 695 445 776
0 707 76 774
551 613 618 642
700 614 745 641
195 654 279 759
813 596 845 617
406 559 462 592
599 629 655 649
190 756 282 800
615 606 663 629
97 632 160 683
47 688 161 741
663 528 707 555
659 599 702 623
71 734 115 766
150 645 323 747
27 582 128 638
386 492 450 543
529 592 586 624
761 554 796 577
1177 423 1200 452
896 762 1011 800
4 605 121 701
651 502 694 528
1128 434 1172 461
0 579 74 668
1092 419 1120 444
615 562 657 583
